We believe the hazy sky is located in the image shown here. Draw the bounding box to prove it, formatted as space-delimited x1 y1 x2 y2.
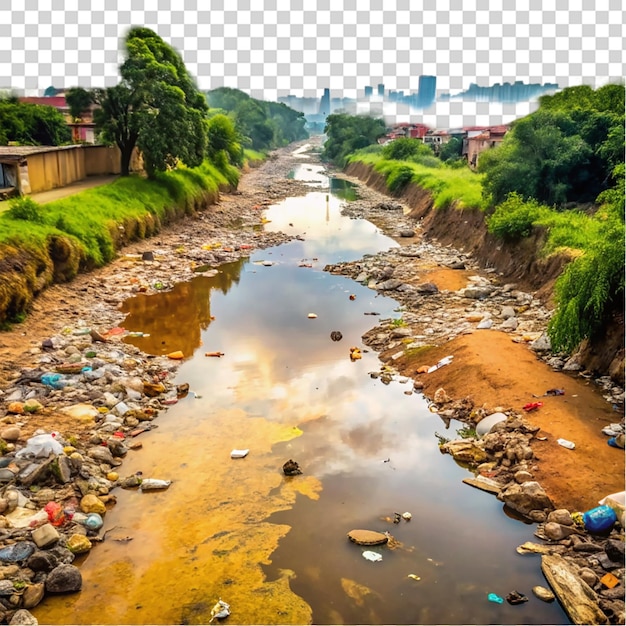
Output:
1 0 624 125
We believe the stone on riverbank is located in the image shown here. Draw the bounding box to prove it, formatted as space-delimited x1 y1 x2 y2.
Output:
498 481 554 517
45 564 82 593
347 530 389 546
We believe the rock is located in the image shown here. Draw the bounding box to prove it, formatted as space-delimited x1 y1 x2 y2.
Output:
498 481 554 517
391 327 412 338
31 524 60 549
282 460 302 476
80 494 106 515
578 567 599 587
18 460 54 487
476 318 493 329
500 317 518 330
530 333 551 352
50 456 73 484
347 530 389 546
441 440 487 464
532 585 555 602
142 251 155 261
447 258 465 270
562 357 583 372
500 306 516 319
399 229 415 238
528 510 548 524
543 522 577 541
547 509 574 526
462 476 502 495
9 609 38 625
433 388 450 404
462 286 494 299
86 446 116 466
0 427 21 441
376 279 403 291
66 534 92 555
21 582 45 609
45 564 82 594
514 470 533 483
541 553 608 625
6 402 24 415
0 580 15 596
120 474 142 489
416 282 438 294
605 538 625 562
26 551 57 572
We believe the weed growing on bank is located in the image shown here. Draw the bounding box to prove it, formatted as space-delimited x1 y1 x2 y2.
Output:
347 152 486 210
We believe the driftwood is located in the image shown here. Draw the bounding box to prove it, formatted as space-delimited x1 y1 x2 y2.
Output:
516 541 566 555
541 554 608 625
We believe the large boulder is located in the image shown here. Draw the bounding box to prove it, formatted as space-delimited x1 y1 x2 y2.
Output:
45 564 82 593
440 440 488 464
498 481 554 517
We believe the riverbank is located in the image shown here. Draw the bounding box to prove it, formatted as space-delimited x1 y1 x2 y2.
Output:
0 138 621 624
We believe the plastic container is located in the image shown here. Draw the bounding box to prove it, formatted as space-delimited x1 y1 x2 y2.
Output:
41 373 68 390
582 505 617 533
556 438 575 449
476 413 507 438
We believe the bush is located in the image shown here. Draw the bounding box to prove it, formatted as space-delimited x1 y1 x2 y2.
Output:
387 165 414 195
382 137 432 161
7 197 45 223
487 193 550 239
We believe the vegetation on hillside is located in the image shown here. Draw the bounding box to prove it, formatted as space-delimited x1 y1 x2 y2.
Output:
0 97 71 145
321 113 386 167
206 87 308 152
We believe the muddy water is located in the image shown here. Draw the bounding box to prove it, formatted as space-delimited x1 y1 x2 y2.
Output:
33 162 568 625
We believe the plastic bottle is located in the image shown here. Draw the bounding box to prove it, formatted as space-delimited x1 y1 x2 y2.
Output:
556 438 576 449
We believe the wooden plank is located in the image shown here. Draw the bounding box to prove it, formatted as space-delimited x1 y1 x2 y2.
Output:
541 554 608 625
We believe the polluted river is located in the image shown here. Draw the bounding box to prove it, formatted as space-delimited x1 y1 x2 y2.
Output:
29 150 572 625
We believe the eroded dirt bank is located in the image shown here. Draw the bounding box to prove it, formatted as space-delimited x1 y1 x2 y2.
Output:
344 160 625 385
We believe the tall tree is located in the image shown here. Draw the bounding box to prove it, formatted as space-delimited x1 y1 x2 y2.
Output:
93 27 208 177
65 87 93 121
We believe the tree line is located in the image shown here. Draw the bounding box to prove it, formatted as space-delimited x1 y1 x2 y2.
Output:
0 27 308 178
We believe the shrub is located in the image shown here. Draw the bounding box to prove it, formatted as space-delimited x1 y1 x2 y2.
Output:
387 165 414 195
7 197 45 223
487 193 550 239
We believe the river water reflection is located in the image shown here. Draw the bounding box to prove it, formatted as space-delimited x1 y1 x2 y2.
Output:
33 162 568 625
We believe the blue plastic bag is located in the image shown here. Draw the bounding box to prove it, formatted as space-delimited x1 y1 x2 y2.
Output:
583 505 617 533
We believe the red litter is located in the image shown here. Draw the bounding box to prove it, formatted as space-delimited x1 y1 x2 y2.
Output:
523 402 543 412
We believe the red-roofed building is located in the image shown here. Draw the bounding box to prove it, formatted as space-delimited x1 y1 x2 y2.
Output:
464 125 509 168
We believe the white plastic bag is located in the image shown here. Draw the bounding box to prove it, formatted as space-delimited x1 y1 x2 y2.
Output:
140 478 172 491
599 491 626 528
15 433 64 459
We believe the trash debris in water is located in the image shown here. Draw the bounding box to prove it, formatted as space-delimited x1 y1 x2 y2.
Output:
349 294 356 300
407 574 421 581
362 550 382 562
307 313 318 319
523 402 543 412
139 478 172 491
282 459 302 476
167 351 184 360
330 331 343 341
545 388 565 396
487 593 504 604
209 599 231 622
230 449 249 459
349 347 362 361
427 356 453 374
401 512 412 521
205 352 225 357
506 590 528 605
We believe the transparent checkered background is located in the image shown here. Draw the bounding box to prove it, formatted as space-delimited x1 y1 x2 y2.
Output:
1 0 624 126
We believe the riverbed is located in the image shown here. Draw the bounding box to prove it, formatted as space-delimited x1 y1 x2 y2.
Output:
31 155 569 625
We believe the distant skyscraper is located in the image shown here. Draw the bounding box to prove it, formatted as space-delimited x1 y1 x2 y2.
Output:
417 75 436 108
319 88 330 115
364 86 373 98
377 83 385 97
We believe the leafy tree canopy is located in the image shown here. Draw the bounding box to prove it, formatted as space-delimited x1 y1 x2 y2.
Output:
321 113 386 167
93 27 208 177
479 83 625 207
0 97 71 146
65 87 93 121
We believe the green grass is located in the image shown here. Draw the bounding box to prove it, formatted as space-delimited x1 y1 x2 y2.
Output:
243 148 266 165
347 152 487 210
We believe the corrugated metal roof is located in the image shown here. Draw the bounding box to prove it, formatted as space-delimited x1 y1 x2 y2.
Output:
0 145 82 160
